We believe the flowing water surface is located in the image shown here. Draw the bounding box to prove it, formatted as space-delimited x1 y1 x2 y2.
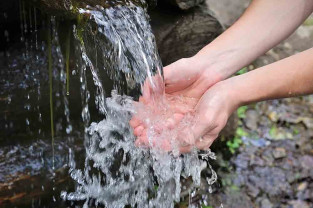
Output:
0 1 218 207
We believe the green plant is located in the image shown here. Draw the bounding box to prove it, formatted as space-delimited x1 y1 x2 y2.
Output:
237 106 248 119
304 18 313 26
227 128 248 154
269 125 277 138
227 136 242 154
201 205 213 208
236 67 248 75
292 127 299 135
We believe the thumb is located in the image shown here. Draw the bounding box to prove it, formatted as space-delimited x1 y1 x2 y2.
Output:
190 105 217 144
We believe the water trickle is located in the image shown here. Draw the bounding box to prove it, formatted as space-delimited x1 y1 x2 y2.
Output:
19 0 24 42
62 4 217 208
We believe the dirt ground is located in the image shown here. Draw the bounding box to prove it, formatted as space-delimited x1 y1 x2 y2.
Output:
203 1 313 208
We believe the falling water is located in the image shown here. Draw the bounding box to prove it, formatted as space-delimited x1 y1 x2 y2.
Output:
0 0 218 207
61 3 217 208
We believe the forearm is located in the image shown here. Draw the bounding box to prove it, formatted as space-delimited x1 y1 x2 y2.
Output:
226 48 313 107
194 0 313 80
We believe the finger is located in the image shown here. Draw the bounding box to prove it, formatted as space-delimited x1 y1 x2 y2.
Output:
129 117 142 128
134 125 144 136
164 64 187 94
158 139 172 152
138 96 147 104
163 62 185 85
179 145 193 154
135 130 148 146
165 113 185 130
195 136 215 150
190 107 218 142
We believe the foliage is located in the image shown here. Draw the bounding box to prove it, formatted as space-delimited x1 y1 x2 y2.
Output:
237 106 248 118
269 125 277 138
304 18 313 26
236 67 248 75
292 127 299 135
227 127 248 154
201 205 213 208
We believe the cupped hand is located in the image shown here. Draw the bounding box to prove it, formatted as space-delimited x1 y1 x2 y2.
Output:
186 81 238 150
164 57 223 99
130 57 232 153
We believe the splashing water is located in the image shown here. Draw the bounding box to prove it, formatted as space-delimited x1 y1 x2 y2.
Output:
61 3 217 208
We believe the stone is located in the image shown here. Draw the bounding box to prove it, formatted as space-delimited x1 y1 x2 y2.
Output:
288 200 310 208
273 147 287 159
246 183 260 198
268 111 279 122
300 155 313 169
250 155 265 166
150 3 223 65
260 198 273 208
297 182 308 191
261 149 274 166
159 0 204 10
244 109 259 130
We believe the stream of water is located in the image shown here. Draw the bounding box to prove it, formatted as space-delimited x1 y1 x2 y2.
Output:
0 1 218 207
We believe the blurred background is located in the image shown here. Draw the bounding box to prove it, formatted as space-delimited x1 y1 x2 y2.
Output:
205 1 313 208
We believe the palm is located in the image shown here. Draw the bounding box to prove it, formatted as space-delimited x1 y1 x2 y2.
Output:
130 58 221 152
164 58 220 98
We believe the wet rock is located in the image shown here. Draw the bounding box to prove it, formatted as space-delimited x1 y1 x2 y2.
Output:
261 149 274 166
223 189 254 208
30 0 150 16
150 3 223 65
288 200 310 208
161 0 204 10
226 138 313 207
245 109 259 130
268 111 279 122
249 155 265 166
242 137 270 147
300 155 313 169
246 183 260 198
205 0 250 26
233 153 249 169
297 182 308 191
260 198 273 208
258 115 272 128
301 117 313 129
272 147 287 159
255 167 290 195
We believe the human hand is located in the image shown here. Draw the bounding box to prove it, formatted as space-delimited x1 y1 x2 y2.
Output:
129 56 230 153
184 81 239 150
130 78 238 153
130 76 199 153
164 56 223 99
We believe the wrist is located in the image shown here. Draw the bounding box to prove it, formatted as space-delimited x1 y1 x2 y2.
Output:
191 47 243 82
217 78 243 113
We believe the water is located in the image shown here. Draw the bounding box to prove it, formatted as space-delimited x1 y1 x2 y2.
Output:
0 1 218 207
61 4 217 208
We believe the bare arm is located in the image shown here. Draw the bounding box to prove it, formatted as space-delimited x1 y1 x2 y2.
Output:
184 47 313 149
193 0 313 80
225 48 313 107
